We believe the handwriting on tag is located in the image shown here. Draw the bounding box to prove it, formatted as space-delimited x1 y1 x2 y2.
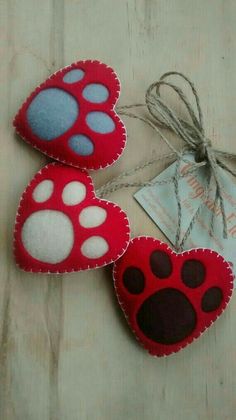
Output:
134 154 236 281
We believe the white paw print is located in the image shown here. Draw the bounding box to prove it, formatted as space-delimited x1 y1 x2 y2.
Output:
14 163 130 273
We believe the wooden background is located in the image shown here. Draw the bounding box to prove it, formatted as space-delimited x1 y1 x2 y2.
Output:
1 0 236 419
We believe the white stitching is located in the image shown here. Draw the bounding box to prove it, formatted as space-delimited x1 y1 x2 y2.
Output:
13 60 127 171
13 163 131 273
113 235 234 357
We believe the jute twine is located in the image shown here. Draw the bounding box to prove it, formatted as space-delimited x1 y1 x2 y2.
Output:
97 72 236 251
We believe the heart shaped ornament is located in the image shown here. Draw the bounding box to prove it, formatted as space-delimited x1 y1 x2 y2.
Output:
14 163 130 273
14 60 126 170
113 237 234 357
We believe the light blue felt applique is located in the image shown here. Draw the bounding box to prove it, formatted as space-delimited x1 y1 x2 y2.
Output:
63 69 85 84
86 111 115 134
69 134 94 156
83 83 109 103
27 88 79 141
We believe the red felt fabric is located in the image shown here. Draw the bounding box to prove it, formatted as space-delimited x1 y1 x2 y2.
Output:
14 163 130 273
113 237 234 357
14 60 126 170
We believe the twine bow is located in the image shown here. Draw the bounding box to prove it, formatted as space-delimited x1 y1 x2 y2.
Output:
98 72 236 251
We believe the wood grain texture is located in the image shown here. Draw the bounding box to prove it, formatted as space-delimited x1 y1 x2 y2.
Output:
1 0 236 419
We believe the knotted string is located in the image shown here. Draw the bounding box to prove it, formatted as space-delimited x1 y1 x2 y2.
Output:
97 72 236 251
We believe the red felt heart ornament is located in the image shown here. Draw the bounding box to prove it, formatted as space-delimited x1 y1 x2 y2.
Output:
14 60 126 170
113 236 233 356
14 163 130 273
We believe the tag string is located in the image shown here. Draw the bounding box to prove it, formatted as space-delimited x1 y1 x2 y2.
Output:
97 71 236 251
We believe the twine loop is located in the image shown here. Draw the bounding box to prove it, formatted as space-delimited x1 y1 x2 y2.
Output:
98 72 236 251
145 73 213 164
196 138 212 163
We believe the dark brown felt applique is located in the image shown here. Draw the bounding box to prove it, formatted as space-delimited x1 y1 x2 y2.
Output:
113 237 233 357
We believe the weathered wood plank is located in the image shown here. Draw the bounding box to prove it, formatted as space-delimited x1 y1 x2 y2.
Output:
1 0 236 419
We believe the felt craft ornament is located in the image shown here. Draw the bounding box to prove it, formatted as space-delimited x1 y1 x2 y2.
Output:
14 60 126 170
95 70 236 357
14 163 130 273
113 237 233 357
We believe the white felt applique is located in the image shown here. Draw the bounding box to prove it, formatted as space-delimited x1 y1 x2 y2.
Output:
14 163 130 273
21 210 74 264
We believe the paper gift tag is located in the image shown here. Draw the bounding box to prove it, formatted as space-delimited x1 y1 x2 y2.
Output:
14 163 130 273
14 60 126 170
135 154 236 282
